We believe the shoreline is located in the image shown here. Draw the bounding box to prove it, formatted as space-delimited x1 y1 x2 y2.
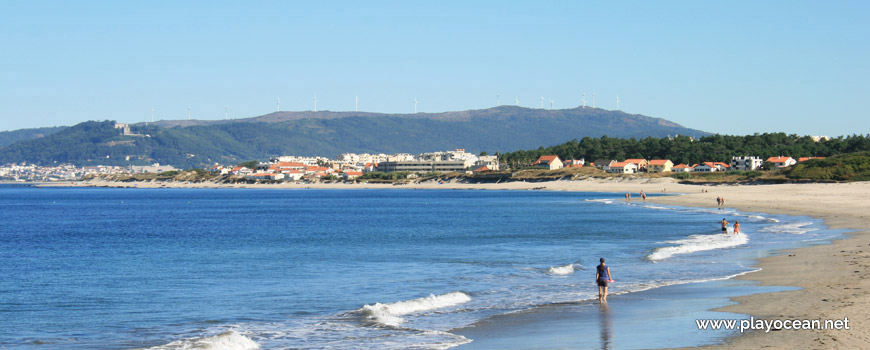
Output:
34 178 870 348
651 183 870 349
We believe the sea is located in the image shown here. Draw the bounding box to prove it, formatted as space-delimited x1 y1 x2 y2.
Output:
0 186 843 349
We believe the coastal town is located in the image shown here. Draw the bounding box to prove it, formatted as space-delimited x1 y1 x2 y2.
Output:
0 149 824 183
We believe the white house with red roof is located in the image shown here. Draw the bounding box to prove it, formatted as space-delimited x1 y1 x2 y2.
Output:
712 162 730 171
605 161 637 174
304 166 334 175
692 162 720 172
672 164 693 172
693 162 730 172
563 159 585 168
282 170 305 181
269 162 307 172
472 166 491 174
342 171 363 180
623 159 649 172
766 156 797 168
533 155 563 170
230 167 253 176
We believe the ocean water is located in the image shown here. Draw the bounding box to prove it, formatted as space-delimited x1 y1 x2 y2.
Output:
0 186 841 349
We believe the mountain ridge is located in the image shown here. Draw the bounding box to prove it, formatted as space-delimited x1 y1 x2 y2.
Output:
0 106 709 168
145 105 688 128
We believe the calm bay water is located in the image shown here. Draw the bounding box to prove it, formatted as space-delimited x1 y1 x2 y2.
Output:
0 186 839 349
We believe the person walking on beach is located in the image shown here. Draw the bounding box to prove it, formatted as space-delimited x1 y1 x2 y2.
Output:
721 218 729 234
640 190 646 202
733 220 741 235
596 258 613 303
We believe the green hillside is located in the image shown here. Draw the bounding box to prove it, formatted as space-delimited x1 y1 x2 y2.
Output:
0 126 68 148
785 151 870 181
0 106 709 168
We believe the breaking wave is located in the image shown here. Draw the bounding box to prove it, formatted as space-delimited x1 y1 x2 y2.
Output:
760 221 816 234
147 331 259 350
547 264 576 275
358 291 471 327
648 233 749 261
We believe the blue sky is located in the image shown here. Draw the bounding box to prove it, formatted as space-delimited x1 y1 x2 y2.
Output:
1 1 867 136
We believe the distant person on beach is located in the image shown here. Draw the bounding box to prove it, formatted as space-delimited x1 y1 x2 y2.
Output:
596 258 613 303
721 218 729 234
716 196 721 207
625 193 631 201
640 190 646 202
733 220 741 235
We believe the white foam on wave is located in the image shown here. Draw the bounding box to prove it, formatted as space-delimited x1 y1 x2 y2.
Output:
585 198 614 204
760 221 816 234
643 205 673 210
648 233 749 261
744 214 780 222
147 331 259 350
358 291 471 327
547 264 576 275
612 268 763 296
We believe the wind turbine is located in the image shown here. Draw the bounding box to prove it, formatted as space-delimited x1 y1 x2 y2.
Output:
616 96 620 110
540 96 544 109
314 96 317 112
188 106 191 121
592 93 596 108
414 98 418 113
225 105 228 120
550 99 554 109
582 93 587 109
496 93 500 107
515 97 519 106
277 97 280 112
151 108 154 123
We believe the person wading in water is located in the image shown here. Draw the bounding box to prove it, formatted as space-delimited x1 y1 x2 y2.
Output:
596 258 613 303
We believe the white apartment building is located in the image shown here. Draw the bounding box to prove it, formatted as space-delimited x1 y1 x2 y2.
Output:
419 149 479 168
731 156 763 171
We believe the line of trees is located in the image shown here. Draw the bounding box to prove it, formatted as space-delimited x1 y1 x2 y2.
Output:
498 133 870 168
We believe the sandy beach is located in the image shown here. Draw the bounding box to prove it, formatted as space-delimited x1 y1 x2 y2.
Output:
41 178 870 348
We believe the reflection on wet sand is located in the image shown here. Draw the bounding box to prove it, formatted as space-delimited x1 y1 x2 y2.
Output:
599 303 612 350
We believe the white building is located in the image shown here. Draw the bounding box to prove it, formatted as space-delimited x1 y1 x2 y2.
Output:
766 156 797 168
692 162 720 172
671 164 693 172
474 155 500 171
604 162 637 174
130 163 178 174
731 156 763 171
419 149 479 168
337 153 415 167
